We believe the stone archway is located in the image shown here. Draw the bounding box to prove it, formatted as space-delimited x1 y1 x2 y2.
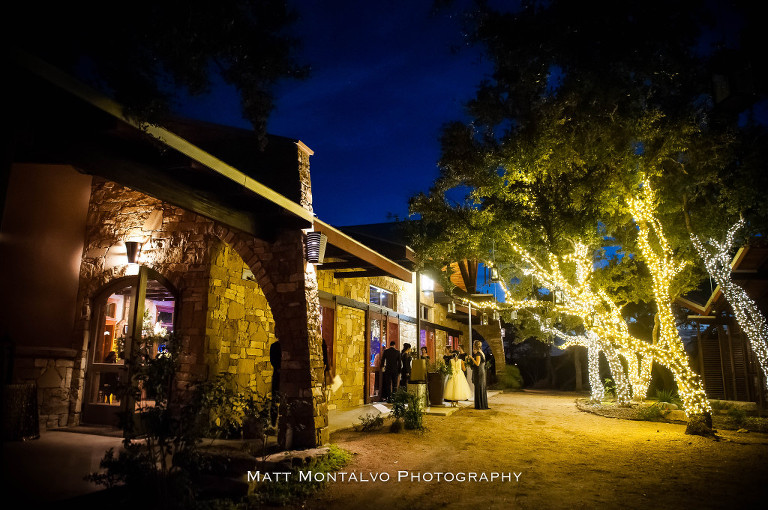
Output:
68 179 326 448
474 323 506 378
214 225 327 448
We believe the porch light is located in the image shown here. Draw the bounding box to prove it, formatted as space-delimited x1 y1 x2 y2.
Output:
306 232 327 264
420 274 434 293
125 241 141 264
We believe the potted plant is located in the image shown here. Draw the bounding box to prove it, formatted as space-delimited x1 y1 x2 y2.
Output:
426 359 451 406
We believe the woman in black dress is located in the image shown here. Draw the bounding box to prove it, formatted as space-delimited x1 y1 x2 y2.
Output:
470 340 489 409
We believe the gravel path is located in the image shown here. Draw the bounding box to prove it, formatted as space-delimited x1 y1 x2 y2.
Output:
296 390 768 509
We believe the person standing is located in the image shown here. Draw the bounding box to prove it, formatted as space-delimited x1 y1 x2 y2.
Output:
420 346 430 364
381 341 401 401
470 340 489 409
443 350 470 406
269 339 282 425
442 346 453 365
400 343 412 390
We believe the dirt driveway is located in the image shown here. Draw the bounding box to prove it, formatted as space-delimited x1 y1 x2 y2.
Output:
302 390 768 509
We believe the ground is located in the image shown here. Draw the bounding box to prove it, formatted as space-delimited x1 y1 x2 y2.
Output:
297 390 768 509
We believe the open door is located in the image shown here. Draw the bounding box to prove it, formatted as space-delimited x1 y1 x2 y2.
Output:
81 267 176 425
365 312 400 403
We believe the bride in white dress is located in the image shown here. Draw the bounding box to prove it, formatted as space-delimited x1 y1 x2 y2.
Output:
443 354 471 405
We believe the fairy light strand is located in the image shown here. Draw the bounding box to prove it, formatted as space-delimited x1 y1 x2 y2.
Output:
691 219 768 391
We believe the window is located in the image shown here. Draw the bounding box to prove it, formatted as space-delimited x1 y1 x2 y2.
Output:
370 285 395 309
420 304 432 321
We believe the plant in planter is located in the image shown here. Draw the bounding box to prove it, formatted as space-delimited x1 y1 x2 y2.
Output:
426 359 451 406
390 388 425 431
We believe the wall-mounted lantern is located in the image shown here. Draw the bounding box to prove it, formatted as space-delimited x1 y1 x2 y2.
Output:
420 274 435 293
306 231 327 264
125 241 142 264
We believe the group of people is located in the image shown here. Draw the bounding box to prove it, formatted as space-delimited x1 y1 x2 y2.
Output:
442 340 489 410
381 341 413 401
381 339 489 409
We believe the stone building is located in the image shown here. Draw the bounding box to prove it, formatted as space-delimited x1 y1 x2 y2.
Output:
2 53 505 448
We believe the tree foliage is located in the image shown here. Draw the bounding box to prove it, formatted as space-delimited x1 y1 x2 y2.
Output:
9 0 308 145
412 0 767 303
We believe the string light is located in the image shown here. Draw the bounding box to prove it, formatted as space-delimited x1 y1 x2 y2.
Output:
691 219 768 391
530 313 615 403
450 180 710 417
628 179 710 415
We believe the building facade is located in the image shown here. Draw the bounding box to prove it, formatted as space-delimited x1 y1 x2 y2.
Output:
3 55 506 449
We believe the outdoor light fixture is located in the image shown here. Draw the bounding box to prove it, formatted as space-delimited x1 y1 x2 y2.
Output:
420 274 435 293
306 231 327 264
125 241 141 264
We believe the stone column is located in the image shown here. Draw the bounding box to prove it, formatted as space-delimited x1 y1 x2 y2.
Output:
474 323 506 375
226 227 327 449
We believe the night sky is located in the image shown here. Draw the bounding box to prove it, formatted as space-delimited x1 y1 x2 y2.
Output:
176 1 490 227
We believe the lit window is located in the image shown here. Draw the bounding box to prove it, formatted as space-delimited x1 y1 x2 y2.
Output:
370 285 395 309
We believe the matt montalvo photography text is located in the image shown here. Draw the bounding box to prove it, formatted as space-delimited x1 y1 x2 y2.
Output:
248 471 523 483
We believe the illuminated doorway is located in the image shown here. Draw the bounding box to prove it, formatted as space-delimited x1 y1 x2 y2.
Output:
81 267 176 425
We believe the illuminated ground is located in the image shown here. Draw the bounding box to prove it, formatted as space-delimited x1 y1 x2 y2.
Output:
302 390 768 509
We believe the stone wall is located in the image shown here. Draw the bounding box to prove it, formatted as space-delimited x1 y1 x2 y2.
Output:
67 179 327 447
474 323 506 374
206 240 275 397
316 269 467 410
12 347 76 429
69 181 215 427
327 304 366 410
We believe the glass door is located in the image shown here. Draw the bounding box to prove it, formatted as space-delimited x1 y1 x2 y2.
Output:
82 267 176 425
366 312 386 402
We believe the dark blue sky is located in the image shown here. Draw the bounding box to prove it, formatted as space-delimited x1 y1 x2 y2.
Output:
176 1 490 227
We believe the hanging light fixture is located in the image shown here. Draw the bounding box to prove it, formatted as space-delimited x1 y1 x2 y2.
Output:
306 231 327 264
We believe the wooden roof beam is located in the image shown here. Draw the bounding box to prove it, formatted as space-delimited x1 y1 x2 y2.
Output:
13 49 313 226
313 218 412 283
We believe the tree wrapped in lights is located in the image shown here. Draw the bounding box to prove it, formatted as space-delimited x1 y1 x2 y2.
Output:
530 313 615 404
691 219 768 391
481 226 710 423
627 179 711 419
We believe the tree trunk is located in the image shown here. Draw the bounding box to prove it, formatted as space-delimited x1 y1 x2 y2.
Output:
574 347 583 391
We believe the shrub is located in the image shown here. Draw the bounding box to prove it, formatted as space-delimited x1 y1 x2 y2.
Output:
492 366 523 391
603 378 616 398
195 373 273 441
390 388 425 431
249 445 351 506
355 412 384 432
637 403 664 421
86 334 208 509
654 388 682 407
710 400 732 411
726 406 748 428
427 359 452 376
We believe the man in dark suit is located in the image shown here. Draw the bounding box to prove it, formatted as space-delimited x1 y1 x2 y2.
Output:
381 341 401 401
